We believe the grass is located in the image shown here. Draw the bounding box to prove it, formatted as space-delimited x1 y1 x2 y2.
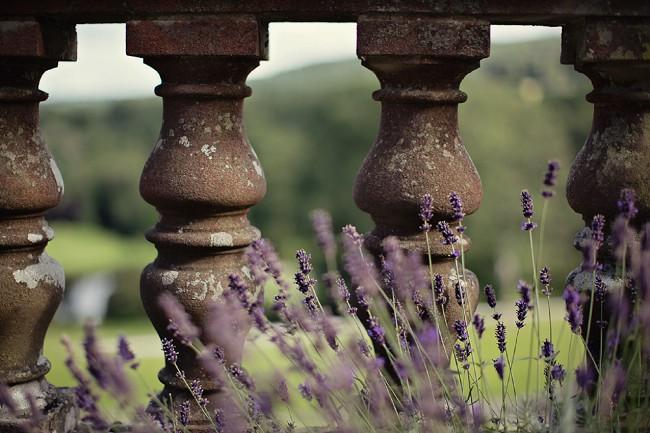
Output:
47 222 155 277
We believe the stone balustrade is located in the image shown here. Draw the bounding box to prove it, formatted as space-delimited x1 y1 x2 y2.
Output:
1 2 649 431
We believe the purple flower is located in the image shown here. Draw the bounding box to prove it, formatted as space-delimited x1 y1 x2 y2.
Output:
540 267 551 295
521 190 534 218
311 209 336 260
454 342 471 370
576 365 594 392
336 277 357 315
321 315 339 351
453 319 469 342
496 322 507 353
277 377 290 403
214 409 225 432
454 282 465 306
436 221 458 246
493 356 505 380
434 274 448 307
227 274 250 310
419 194 434 231
117 335 135 363
484 284 497 309
191 379 208 408
472 314 485 339
294 249 316 294
159 292 200 345
229 364 255 391
517 280 532 308
162 338 178 364
449 192 465 221
591 214 606 244
367 318 385 345
594 275 607 303
298 382 313 401
550 364 565 382
178 400 190 426
520 190 537 231
563 285 583 334
617 188 638 220
342 227 378 297
342 224 363 245
541 160 560 197
541 339 554 360
515 299 528 329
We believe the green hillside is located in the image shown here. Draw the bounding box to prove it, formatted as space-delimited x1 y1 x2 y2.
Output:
41 37 593 297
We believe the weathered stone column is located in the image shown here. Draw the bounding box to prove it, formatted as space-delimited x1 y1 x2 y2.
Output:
562 20 650 371
354 16 489 335
0 21 77 432
127 16 267 429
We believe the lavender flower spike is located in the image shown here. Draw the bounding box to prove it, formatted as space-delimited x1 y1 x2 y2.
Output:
520 190 538 231
540 266 552 295
311 209 337 259
434 274 448 307
449 192 465 233
563 285 583 334
541 160 560 198
162 338 178 364
493 356 505 380
159 292 200 346
436 221 458 246
617 188 638 220
472 313 485 339
515 299 528 329
591 214 606 244
294 249 316 294
541 339 555 360
484 284 497 309
419 193 434 231
117 335 135 363
453 319 469 342
496 322 507 353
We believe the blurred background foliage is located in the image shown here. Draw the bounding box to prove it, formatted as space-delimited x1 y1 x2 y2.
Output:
42 38 592 321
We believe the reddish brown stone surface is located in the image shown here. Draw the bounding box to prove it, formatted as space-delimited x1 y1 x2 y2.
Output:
355 16 489 344
0 21 77 433
2 1 650 23
127 16 267 430
563 18 650 374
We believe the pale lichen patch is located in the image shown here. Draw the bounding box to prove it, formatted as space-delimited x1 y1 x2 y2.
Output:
49 158 64 194
210 232 234 247
252 160 263 177
13 253 64 290
43 224 55 240
27 233 43 243
161 270 179 286
179 136 191 148
201 144 217 159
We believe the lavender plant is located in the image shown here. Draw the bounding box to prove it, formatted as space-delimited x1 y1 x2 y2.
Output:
2 163 650 433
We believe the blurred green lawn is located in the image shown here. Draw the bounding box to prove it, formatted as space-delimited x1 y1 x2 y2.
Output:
48 222 154 277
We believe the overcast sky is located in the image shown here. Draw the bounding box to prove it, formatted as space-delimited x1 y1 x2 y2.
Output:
41 23 560 102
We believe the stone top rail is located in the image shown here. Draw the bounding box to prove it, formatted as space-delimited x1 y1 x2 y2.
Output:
2 0 650 23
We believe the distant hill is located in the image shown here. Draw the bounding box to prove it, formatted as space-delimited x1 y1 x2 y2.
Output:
41 37 592 293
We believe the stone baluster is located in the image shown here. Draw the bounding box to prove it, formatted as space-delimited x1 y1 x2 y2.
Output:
0 21 77 432
126 16 267 429
354 16 489 340
562 20 650 374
